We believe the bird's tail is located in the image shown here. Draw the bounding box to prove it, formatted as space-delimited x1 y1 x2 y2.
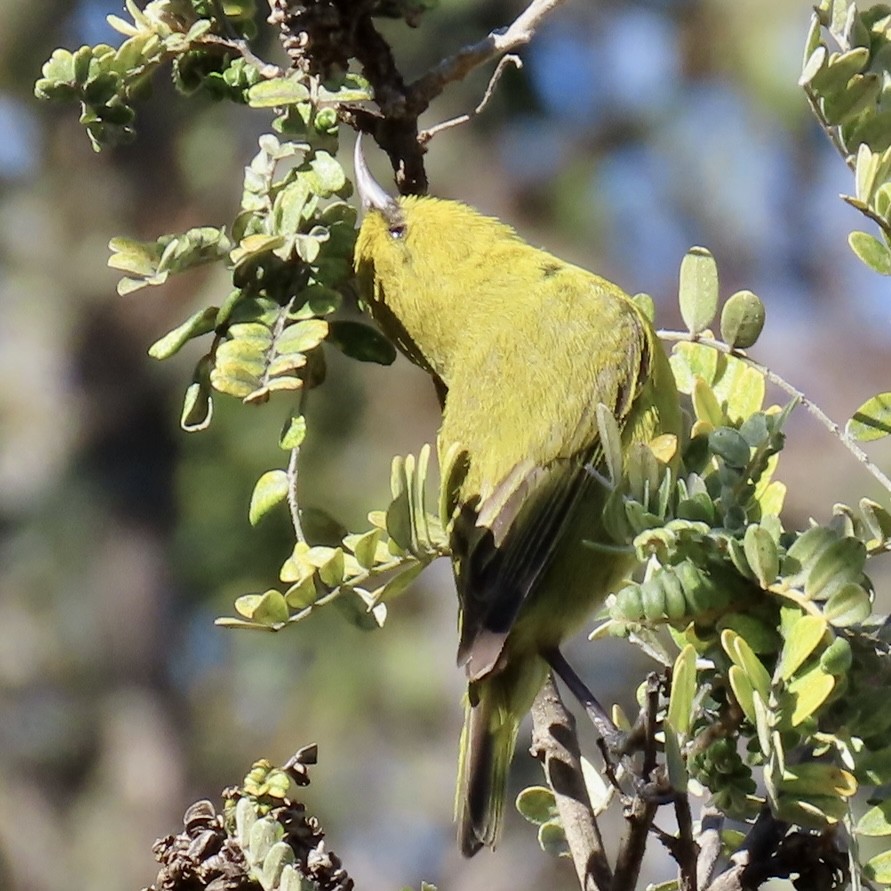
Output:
455 678 520 857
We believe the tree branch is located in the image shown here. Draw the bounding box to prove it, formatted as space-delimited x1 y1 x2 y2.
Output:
610 675 662 891
419 54 523 144
408 0 569 108
657 330 891 497
530 675 612 891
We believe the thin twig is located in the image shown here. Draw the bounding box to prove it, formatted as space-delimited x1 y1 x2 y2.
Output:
657 330 891 497
198 33 284 79
286 433 306 544
841 193 891 241
530 676 612 891
419 54 523 144
408 0 569 108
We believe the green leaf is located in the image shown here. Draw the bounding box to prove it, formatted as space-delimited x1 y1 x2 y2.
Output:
596 403 623 486
667 644 697 737
351 529 383 569
824 582 871 625
692 378 724 427
537 819 568 857
326 320 397 365
181 358 214 432
781 762 856 798
307 151 346 194
276 319 329 354
280 415 307 449
743 525 779 588
777 614 828 681
371 560 426 605
819 636 852 674
247 77 310 107
847 392 891 441
785 664 835 726
857 801 891 836
669 341 720 392
728 664 756 724
284 576 317 609
709 427 751 469
861 497 891 547
720 290 766 349
805 536 866 601
722 629 771 700
149 307 218 359
249 470 289 526
515 786 557 825
865 849 891 883
799 46 827 87
849 231 891 275
249 589 289 626
678 247 719 336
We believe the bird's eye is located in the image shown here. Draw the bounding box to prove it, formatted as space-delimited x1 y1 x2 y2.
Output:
389 223 406 239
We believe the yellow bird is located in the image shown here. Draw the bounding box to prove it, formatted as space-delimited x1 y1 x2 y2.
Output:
352 137 681 856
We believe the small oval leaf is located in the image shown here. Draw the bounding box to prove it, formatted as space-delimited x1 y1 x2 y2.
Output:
720 290 766 349
679 246 719 335
849 231 891 275
249 470 289 526
326 320 397 365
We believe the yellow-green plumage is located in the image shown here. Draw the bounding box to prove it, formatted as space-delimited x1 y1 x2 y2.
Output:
354 166 681 856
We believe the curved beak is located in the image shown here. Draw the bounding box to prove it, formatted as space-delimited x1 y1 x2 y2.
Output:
354 133 400 216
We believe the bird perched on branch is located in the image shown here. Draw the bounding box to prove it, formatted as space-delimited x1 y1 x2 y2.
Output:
352 135 681 856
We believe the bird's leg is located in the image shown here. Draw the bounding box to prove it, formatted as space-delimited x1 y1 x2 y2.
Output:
544 648 630 755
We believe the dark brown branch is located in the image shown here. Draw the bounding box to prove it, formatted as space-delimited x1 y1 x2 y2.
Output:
347 0 570 195
530 675 612 891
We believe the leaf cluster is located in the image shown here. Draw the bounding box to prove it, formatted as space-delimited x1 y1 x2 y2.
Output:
540 249 891 887
219 445 449 632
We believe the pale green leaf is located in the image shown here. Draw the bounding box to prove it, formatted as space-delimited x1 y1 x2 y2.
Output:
847 391 891 441
744 525 779 588
777 614 828 681
516 786 557 825
279 414 306 449
667 644 697 737
249 470 289 526
849 231 891 275
857 801 891 836
678 247 719 335
720 290 766 349
247 78 310 107
824 582 871 625
781 762 856 797
865 849 891 883
785 665 835 726
149 307 217 359
537 819 568 857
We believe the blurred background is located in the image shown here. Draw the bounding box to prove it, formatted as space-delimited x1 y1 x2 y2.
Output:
2 1 891 889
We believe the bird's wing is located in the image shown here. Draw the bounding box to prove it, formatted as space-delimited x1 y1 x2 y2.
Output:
441 291 653 679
